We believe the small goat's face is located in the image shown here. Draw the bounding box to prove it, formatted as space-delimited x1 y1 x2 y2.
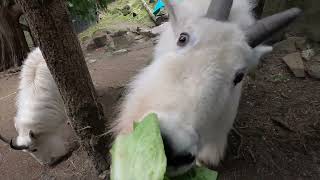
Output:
13 130 67 165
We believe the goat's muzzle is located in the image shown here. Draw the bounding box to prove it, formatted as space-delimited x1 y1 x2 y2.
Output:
9 138 29 150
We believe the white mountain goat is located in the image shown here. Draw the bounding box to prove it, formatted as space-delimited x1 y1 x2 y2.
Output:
0 48 71 166
111 0 301 176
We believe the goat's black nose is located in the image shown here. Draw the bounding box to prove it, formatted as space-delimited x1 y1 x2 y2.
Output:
162 134 195 167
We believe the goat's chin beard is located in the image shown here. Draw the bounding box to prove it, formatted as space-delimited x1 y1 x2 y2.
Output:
166 161 196 177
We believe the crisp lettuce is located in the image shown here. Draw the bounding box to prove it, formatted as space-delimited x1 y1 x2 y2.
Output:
169 166 218 180
110 113 167 180
110 113 218 180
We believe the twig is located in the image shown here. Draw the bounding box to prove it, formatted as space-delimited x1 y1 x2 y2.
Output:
69 159 77 169
140 0 157 22
271 118 295 132
270 157 282 171
247 148 256 163
96 131 111 138
232 127 243 158
0 134 10 144
237 126 250 129
0 92 17 102
280 92 289 99
76 126 92 132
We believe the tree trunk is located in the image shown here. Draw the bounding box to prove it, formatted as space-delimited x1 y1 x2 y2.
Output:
0 2 29 71
16 0 109 176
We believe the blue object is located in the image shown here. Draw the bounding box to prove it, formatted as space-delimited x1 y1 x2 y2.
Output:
153 0 165 15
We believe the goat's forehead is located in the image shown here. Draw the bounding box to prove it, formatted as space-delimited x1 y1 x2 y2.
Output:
179 18 246 43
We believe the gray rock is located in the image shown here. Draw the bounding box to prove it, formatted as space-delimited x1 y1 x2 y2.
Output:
88 59 97 64
306 61 320 79
93 34 107 48
273 36 308 53
282 52 305 78
151 22 169 35
136 27 157 38
85 32 115 51
293 37 307 51
106 35 116 50
86 41 96 52
125 31 136 42
111 30 127 37
134 35 144 41
312 55 320 62
273 38 297 53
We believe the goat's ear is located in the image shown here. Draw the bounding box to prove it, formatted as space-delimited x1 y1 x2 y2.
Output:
248 45 273 68
254 45 273 59
163 0 178 26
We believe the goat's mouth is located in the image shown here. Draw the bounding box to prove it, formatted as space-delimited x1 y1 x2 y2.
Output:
164 138 196 176
166 153 196 177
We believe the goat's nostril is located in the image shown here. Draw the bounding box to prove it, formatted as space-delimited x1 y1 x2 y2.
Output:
162 134 195 167
167 153 195 167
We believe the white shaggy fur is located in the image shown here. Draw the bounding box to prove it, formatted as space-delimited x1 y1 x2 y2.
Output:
14 47 68 165
111 0 272 175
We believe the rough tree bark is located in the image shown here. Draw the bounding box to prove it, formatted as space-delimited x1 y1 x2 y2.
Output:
0 0 29 71
16 0 109 176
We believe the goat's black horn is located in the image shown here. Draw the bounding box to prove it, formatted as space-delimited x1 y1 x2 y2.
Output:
206 0 233 21
246 8 302 48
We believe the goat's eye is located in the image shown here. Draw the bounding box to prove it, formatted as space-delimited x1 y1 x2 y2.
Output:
233 72 245 85
177 32 190 47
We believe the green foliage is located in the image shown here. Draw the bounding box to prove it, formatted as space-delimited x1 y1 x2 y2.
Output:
67 0 111 21
79 0 155 40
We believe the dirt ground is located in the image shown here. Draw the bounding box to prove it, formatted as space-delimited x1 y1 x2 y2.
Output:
0 38 319 179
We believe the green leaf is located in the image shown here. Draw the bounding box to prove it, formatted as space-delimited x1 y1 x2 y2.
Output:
110 112 219 180
169 167 218 180
110 113 167 180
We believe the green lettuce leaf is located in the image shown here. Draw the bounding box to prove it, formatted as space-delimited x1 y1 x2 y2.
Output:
110 113 167 180
110 113 218 180
169 166 218 180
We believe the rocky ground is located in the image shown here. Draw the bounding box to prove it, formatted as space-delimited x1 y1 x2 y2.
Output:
0 19 320 180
